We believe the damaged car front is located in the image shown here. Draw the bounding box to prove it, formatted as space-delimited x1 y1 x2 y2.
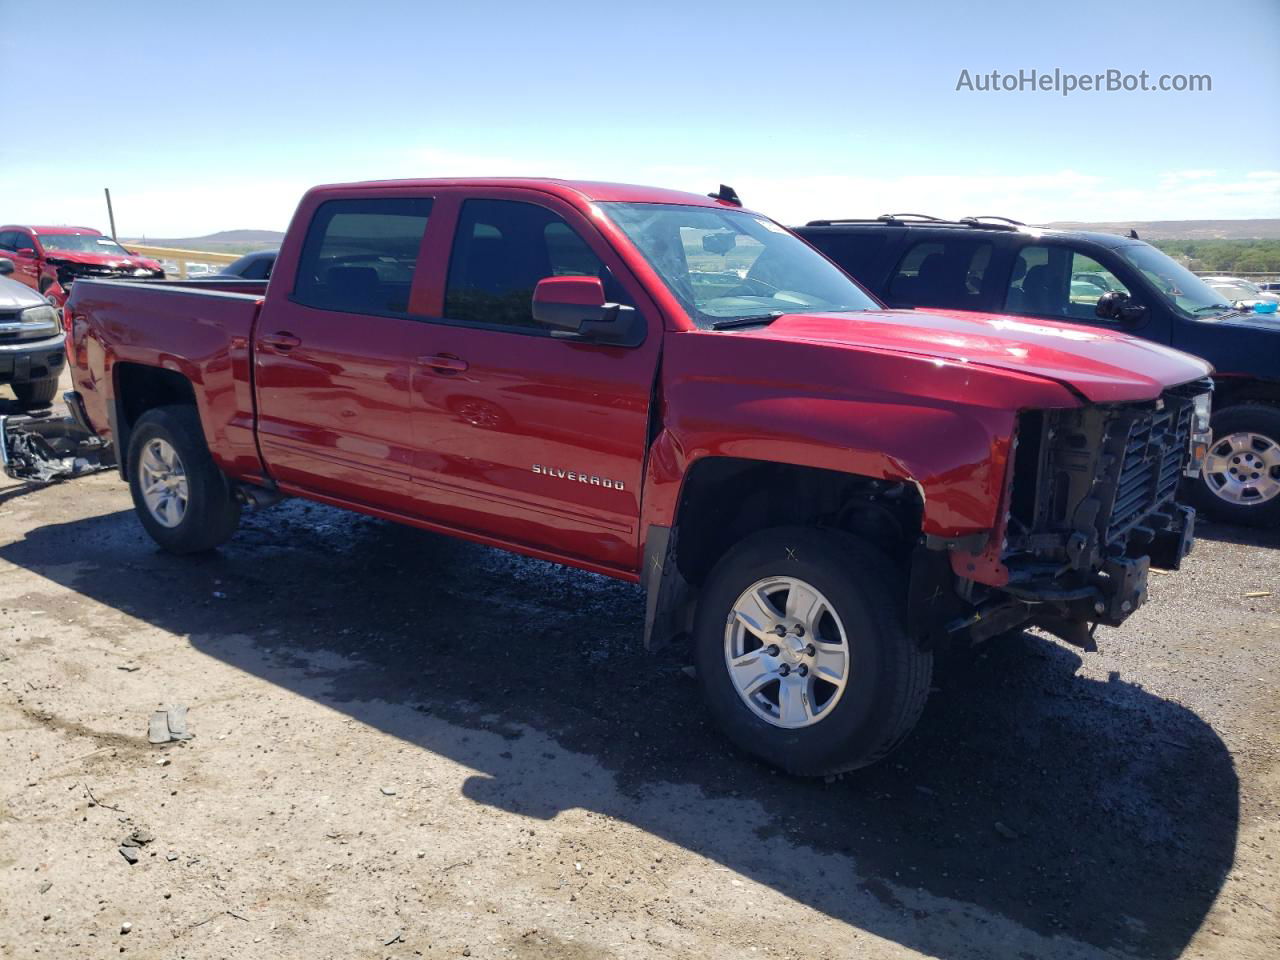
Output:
37 231 164 305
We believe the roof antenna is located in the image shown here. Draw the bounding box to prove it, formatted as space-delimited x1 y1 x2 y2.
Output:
707 184 742 207
1128 228 1140 239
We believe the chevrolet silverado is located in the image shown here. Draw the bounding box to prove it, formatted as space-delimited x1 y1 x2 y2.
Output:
64 179 1212 775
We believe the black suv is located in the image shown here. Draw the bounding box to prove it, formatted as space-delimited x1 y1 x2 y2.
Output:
795 215 1280 527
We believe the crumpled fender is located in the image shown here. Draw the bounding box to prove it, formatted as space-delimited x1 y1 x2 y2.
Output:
639 330 1080 556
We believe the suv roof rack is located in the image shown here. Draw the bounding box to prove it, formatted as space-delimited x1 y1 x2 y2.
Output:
804 214 1030 232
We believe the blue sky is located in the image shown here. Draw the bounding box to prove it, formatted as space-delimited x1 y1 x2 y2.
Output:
3 0 1277 235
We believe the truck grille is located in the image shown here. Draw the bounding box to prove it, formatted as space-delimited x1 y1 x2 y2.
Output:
1107 401 1194 540
1005 381 1207 568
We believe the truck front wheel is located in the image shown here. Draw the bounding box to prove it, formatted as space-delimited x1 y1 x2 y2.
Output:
127 406 241 553
693 527 932 776
1194 403 1280 527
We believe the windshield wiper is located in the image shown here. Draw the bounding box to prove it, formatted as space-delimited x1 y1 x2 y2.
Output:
1191 303 1233 315
710 312 784 330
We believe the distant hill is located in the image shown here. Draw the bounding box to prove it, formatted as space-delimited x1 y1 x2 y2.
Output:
124 229 285 253
1046 219 1280 240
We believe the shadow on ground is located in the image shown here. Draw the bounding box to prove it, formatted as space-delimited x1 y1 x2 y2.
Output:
3 501 1240 959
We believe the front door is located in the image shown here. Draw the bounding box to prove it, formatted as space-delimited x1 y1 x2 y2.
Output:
408 194 660 573
8 232 42 293
253 195 434 512
999 243 1170 342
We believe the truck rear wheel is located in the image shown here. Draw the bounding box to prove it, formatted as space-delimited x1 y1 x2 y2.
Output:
693 527 932 776
11 377 59 409
1194 404 1280 527
127 406 241 553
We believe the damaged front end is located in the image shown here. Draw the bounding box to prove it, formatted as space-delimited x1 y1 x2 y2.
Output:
913 379 1212 651
1 395 115 484
48 258 164 301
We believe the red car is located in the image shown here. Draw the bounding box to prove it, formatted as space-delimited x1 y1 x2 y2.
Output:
64 178 1211 775
0 225 164 307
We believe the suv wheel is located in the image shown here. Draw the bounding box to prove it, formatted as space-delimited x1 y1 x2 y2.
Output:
127 406 241 553
693 527 932 776
1195 404 1280 527
11 377 58 409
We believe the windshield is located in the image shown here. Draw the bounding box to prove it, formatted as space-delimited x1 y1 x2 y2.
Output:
39 234 130 256
1118 243 1235 317
1207 280 1260 302
600 202 879 326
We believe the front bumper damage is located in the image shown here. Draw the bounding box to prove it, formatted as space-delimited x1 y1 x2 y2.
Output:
1 394 115 484
911 380 1209 651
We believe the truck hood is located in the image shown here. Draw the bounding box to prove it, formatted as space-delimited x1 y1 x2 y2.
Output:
46 250 162 271
738 309 1211 403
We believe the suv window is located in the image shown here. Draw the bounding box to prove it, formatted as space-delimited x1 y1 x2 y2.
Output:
1005 245 1131 321
293 197 432 315
887 239 993 309
0 232 15 251
803 232 891 279
1067 252 1130 320
445 199 613 331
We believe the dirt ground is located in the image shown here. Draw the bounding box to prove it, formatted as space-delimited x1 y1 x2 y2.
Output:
0 387 1277 960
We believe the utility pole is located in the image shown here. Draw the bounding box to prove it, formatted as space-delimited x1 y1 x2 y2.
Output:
104 188 118 241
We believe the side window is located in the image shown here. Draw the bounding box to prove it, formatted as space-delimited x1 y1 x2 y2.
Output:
445 199 611 331
888 239 993 308
1066 252 1130 321
1005 245 1068 317
0 232 15 251
244 256 272 280
804 232 891 282
293 197 432 315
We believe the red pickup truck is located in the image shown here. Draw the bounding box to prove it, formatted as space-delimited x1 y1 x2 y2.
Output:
64 178 1212 776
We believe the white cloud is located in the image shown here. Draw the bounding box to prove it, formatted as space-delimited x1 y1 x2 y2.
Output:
10 159 1278 237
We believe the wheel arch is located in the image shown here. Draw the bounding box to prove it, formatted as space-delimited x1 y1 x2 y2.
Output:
111 362 200 480
641 453 926 649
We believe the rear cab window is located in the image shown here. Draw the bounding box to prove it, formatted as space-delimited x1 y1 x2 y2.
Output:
293 197 433 316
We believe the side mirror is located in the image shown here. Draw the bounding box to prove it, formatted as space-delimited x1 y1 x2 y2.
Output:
16 248 35 258
1096 290 1147 323
0 258 13 276
532 276 642 345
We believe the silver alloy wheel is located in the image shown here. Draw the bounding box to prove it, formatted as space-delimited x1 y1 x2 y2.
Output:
723 576 851 729
1203 431 1280 505
138 437 189 528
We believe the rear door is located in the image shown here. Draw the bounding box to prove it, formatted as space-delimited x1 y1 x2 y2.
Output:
881 234 1000 310
405 191 661 573
252 195 435 511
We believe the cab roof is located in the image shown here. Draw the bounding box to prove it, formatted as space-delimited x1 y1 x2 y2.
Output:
309 178 742 209
2 225 104 236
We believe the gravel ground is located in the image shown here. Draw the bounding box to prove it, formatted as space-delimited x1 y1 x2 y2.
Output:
0 390 1277 959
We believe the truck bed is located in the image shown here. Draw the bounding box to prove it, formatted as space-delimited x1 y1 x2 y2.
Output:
67 279 267 478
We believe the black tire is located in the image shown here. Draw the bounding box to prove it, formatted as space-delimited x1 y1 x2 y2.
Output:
1192 403 1280 528
11 377 58 409
127 406 241 553
693 526 932 776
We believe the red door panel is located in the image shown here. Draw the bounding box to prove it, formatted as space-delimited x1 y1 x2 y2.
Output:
253 301 420 509
409 328 656 571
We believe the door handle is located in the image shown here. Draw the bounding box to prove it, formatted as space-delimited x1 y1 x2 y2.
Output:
417 354 469 373
262 331 301 351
